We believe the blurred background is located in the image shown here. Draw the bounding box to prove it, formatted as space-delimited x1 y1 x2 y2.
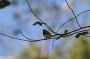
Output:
0 0 90 59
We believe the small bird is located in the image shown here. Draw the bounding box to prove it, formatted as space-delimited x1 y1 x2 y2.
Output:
43 29 52 38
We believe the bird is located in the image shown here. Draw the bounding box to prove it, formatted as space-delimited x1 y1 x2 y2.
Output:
43 29 52 38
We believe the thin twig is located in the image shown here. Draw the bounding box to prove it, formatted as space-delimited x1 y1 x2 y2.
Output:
29 26 90 42
0 32 52 42
0 32 29 42
69 26 90 34
25 0 56 34
0 26 90 42
20 29 31 40
56 26 90 40
56 10 90 32
0 0 90 44
69 29 90 37
57 0 82 32
65 0 81 27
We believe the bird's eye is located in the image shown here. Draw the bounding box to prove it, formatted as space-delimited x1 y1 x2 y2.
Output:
0 0 10 9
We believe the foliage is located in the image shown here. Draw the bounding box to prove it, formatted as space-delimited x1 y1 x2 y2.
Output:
18 43 52 59
64 36 90 59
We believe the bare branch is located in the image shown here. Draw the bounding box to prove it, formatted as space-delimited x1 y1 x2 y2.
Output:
25 0 56 34
0 26 90 42
65 0 81 27
20 29 31 40
0 32 29 42
56 10 90 32
0 0 90 43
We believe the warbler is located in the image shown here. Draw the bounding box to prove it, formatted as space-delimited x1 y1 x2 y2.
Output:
43 29 52 38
